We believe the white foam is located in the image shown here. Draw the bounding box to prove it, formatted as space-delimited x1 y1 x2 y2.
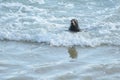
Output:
29 0 45 4
0 27 116 47
58 2 74 9
0 0 120 47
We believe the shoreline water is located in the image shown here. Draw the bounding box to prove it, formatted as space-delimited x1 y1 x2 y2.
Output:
1 0 120 79
0 40 120 80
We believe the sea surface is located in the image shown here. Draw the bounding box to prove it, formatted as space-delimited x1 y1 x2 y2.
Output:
0 0 120 80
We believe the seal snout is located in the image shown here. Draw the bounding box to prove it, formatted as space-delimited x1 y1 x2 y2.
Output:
71 20 76 26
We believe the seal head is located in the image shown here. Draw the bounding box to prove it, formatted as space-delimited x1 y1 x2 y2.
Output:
69 19 80 32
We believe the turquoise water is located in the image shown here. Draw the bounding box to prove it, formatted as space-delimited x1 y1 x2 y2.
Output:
0 0 120 46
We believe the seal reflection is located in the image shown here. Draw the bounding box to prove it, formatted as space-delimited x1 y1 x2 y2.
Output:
68 46 78 59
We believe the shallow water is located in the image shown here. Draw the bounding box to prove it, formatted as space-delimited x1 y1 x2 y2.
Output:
1 0 120 80
0 41 120 80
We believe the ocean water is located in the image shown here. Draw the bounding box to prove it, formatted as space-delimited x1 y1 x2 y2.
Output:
0 41 120 80
1 0 120 80
0 0 120 46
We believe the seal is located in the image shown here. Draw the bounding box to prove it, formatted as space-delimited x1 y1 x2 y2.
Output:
69 19 80 32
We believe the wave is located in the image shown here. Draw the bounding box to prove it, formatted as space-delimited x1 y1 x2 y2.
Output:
0 0 120 47
0 24 120 47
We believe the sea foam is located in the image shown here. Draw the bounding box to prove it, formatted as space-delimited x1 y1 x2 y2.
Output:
0 0 120 47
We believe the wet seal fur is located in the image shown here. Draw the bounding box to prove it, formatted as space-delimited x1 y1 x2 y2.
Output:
69 19 80 32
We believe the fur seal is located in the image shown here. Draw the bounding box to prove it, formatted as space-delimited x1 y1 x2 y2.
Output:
69 19 80 32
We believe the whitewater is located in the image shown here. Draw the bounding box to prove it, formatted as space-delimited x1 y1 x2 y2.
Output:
1 0 120 47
